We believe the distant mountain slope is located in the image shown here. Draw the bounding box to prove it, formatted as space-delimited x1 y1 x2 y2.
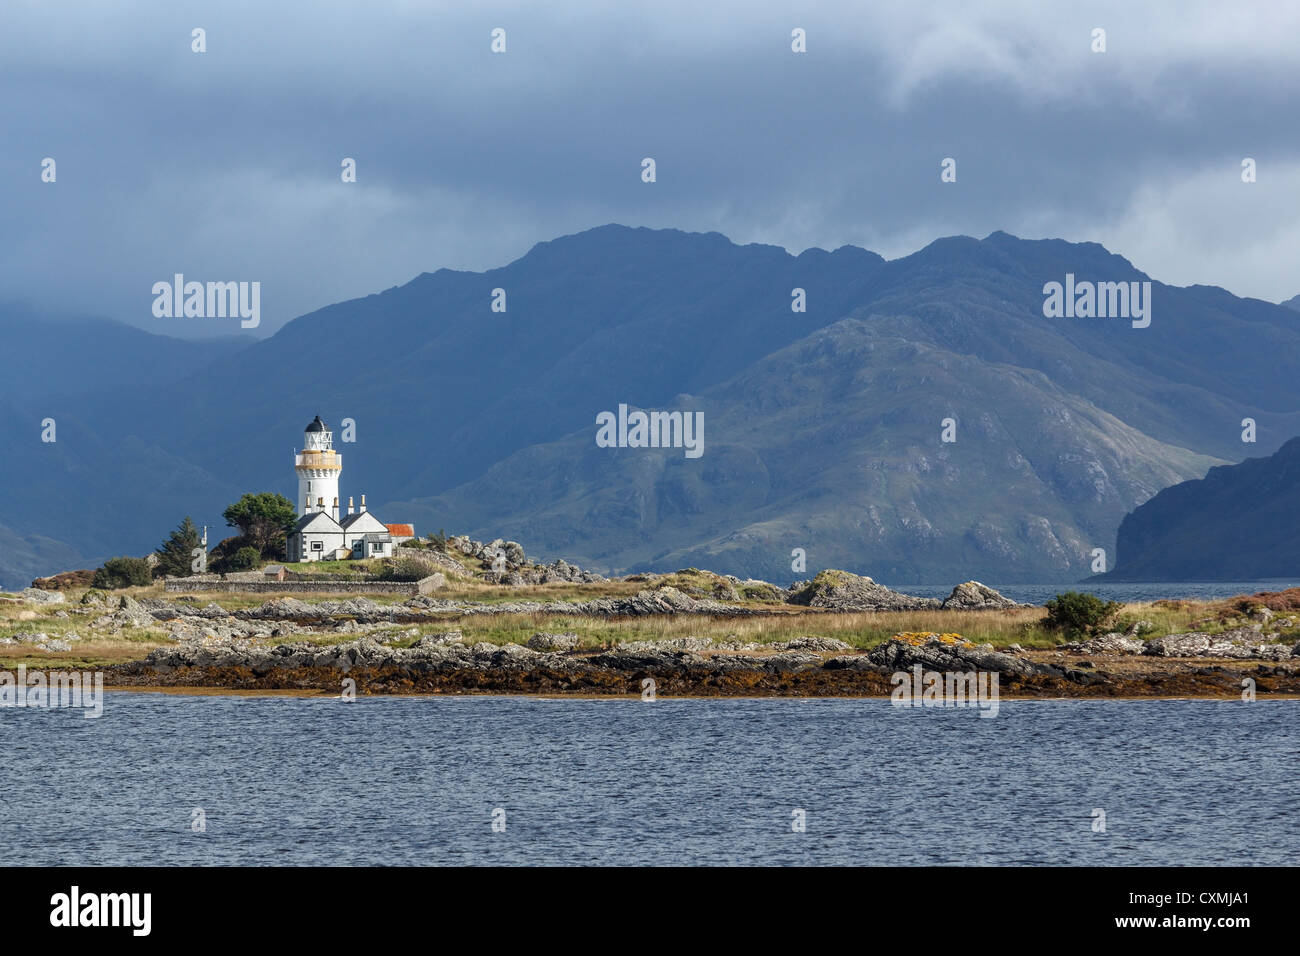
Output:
3 225 1300 587
1103 437 1300 581
88 226 891 498
0 396 240 586
0 304 248 399
0 310 249 585
390 318 1222 583
0 520 85 589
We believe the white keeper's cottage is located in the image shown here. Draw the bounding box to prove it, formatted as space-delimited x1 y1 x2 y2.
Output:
286 416 413 561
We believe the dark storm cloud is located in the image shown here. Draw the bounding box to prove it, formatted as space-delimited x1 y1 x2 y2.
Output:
3 0 1299 337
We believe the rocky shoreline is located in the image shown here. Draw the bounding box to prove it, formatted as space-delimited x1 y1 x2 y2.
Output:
1 574 1026 648
9 561 1300 700
109 630 1300 698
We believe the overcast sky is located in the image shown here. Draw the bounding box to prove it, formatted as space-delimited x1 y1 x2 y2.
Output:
4 0 1299 337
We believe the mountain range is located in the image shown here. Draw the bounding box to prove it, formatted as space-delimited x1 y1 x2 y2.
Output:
3 225 1299 588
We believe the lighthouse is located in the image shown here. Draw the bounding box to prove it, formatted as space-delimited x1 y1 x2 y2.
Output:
295 415 342 519
286 415 414 562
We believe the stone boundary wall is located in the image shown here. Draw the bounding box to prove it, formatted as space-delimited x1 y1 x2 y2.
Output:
164 573 444 596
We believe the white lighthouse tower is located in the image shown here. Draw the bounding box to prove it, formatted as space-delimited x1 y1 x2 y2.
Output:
295 415 343 519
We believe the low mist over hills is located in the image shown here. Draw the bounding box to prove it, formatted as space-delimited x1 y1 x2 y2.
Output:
4 225 1300 588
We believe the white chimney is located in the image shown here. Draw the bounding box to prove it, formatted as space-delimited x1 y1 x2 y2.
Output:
332 496 339 521
360 494 366 513
347 496 355 516
317 496 325 513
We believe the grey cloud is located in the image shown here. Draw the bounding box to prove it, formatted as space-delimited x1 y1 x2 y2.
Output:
2 0 1298 336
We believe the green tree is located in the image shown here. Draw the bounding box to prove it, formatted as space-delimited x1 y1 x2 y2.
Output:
154 516 202 578
229 546 262 571
1043 591 1123 638
91 556 153 589
207 536 246 574
222 492 297 558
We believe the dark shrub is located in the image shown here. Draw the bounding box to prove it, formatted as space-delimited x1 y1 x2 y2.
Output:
207 536 244 574
91 557 153 590
1043 591 1122 637
229 546 262 571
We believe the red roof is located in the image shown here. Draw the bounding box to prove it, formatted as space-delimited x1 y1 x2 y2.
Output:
385 523 415 537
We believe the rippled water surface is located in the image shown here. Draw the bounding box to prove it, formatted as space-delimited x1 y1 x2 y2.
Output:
3 694 1296 865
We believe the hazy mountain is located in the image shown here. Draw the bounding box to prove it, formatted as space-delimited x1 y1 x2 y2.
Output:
0 395 242 583
1282 294 1300 312
0 303 248 399
3 225 1300 587
0 520 84 589
1103 437 1300 581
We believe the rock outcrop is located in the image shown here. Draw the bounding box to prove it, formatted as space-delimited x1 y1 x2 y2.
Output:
1065 632 1146 655
526 632 582 651
860 636 1091 680
940 581 1021 610
434 537 609 584
92 595 157 630
1065 625 1299 660
1142 627 1297 660
538 559 606 584
787 570 940 611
